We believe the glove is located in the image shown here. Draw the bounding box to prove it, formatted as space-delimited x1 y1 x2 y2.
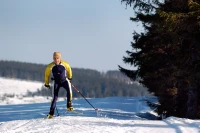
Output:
44 84 50 89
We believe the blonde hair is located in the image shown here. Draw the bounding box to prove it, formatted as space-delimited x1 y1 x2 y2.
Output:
53 52 61 59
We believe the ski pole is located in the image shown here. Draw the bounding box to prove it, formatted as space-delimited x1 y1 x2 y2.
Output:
55 106 59 116
71 84 98 111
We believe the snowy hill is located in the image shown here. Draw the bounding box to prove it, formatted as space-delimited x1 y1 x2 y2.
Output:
0 77 50 105
0 77 200 133
0 77 42 95
0 116 200 133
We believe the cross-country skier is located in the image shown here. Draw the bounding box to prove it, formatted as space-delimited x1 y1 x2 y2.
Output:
44 52 73 119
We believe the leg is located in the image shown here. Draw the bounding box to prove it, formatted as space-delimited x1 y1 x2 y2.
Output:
62 80 73 110
49 83 60 115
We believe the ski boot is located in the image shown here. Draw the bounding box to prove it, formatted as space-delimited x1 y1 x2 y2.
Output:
67 101 74 111
46 110 54 119
46 114 53 119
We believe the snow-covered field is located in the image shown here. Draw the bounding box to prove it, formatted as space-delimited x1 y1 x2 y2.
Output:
0 115 200 133
0 77 43 95
0 77 66 105
0 77 50 105
0 77 200 133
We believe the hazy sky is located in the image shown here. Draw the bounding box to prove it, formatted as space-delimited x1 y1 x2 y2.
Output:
0 0 142 72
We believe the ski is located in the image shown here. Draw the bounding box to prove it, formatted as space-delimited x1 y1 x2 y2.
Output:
43 116 58 120
42 114 60 120
71 110 83 114
66 110 83 114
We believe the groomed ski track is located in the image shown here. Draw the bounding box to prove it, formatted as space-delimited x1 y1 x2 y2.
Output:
1 116 199 133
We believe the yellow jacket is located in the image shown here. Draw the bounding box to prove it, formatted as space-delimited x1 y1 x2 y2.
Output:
44 60 72 85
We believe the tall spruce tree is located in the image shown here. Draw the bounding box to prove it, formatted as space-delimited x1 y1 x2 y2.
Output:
120 0 200 119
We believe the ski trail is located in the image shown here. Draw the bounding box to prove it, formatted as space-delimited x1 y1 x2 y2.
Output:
0 120 32 132
163 117 200 133
13 120 36 131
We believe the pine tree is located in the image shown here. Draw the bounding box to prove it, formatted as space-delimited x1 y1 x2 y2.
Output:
120 0 200 119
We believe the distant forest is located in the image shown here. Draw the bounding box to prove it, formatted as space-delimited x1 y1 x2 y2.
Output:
0 60 149 98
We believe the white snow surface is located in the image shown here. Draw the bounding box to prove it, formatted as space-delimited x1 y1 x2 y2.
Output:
0 77 200 133
0 77 65 105
0 77 43 95
0 116 200 133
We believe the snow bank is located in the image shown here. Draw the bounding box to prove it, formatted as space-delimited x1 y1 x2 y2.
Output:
0 77 43 95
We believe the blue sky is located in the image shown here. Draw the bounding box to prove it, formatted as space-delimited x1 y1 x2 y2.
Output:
0 0 142 72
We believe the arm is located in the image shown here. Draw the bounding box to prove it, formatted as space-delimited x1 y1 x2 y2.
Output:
44 62 54 85
62 60 72 80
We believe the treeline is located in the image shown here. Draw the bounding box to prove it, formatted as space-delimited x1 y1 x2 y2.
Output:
120 0 200 119
0 60 149 98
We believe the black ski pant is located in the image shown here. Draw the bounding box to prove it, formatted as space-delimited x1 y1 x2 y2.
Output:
49 79 72 115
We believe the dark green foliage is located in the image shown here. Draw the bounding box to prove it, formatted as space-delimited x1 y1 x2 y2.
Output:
0 60 149 98
0 60 46 81
120 0 200 119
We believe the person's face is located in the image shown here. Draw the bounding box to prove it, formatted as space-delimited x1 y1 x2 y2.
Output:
53 56 61 65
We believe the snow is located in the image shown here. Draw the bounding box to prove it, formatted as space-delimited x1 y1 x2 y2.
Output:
0 77 200 133
0 77 42 95
0 96 51 105
0 116 200 133
0 77 65 105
